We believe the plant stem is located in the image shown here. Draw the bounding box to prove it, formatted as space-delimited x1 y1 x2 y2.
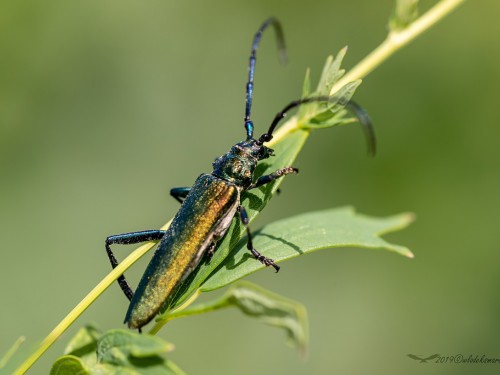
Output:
331 0 465 95
0 337 25 369
150 290 231 334
149 289 203 335
13 221 172 375
273 0 466 141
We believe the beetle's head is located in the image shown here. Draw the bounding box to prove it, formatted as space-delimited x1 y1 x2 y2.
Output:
244 120 276 159
237 137 274 161
211 137 273 186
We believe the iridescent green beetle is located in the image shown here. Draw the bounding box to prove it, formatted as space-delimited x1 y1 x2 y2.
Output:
105 18 375 330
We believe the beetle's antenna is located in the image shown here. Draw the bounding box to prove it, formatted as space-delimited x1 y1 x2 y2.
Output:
258 96 331 144
258 97 377 156
245 18 287 140
345 101 376 156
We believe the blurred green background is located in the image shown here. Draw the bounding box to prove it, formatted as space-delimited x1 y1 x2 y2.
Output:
1 0 498 374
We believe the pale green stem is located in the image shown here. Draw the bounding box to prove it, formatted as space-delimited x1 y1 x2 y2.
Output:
331 0 465 94
13 221 171 375
149 290 231 334
273 0 466 141
149 289 202 335
14 0 465 373
0 337 25 369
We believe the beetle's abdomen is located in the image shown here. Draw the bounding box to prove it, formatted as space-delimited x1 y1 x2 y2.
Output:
125 174 239 329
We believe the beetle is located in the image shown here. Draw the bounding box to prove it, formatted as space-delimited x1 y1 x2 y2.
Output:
105 18 376 330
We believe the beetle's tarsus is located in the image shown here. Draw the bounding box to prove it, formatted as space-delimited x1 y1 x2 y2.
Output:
248 166 298 190
206 242 216 262
249 245 279 272
264 257 280 272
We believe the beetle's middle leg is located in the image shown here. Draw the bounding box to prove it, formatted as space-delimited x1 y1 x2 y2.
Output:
105 230 166 301
247 167 298 190
170 187 191 204
238 205 280 272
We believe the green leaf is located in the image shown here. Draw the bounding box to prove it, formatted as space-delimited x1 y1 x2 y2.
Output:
297 48 358 128
218 282 308 357
201 207 414 292
303 80 362 128
51 329 184 375
316 47 347 96
50 355 90 375
63 325 101 366
307 112 357 129
97 331 182 375
389 0 420 32
160 281 308 357
295 48 364 132
97 330 174 364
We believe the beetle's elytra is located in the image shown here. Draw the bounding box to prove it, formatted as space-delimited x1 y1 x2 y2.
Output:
105 18 375 330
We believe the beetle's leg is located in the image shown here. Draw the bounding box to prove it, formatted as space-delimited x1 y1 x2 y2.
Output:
105 230 167 301
170 187 191 204
247 167 298 190
206 242 216 261
238 205 280 272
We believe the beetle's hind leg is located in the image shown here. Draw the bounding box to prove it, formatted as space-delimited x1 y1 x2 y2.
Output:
105 230 167 301
238 206 279 272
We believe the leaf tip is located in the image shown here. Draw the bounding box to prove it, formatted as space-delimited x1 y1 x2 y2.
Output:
402 212 417 226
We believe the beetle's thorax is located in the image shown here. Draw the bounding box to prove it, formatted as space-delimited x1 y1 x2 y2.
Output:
212 138 273 188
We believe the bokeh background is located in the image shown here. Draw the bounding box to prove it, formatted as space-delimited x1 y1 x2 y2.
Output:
1 1 498 374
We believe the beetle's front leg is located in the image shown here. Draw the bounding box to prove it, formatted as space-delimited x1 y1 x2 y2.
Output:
238 205 280 272
247 166 298 190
